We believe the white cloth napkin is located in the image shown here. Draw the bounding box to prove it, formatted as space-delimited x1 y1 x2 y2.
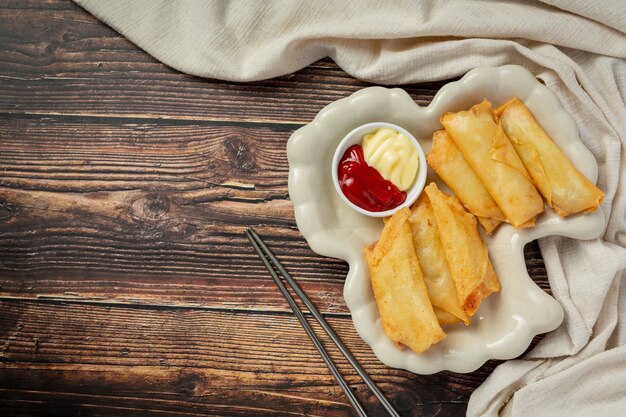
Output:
74 0 626 415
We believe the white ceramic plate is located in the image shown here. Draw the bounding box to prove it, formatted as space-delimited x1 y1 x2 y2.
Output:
287 65 605 374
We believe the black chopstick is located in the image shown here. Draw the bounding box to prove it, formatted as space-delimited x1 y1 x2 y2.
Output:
245 227 401 417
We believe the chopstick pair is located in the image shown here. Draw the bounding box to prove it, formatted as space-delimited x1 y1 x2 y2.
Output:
245 227 400 417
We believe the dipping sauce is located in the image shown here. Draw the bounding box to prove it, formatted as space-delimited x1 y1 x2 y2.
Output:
362 128 419 191
338 145 406 212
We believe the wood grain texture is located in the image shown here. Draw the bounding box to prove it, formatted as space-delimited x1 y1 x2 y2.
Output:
0 1 551 416
0 300 496 417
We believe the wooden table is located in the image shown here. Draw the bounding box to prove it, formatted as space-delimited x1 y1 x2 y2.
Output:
0 1 550 416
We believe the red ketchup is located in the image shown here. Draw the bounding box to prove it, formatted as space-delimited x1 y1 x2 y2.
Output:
338 145 406 212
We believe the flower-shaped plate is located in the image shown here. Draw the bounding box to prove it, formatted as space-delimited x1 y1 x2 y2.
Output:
287 65 605 374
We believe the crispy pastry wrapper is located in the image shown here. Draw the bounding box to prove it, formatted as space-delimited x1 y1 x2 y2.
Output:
424 183 501 317
409 193 469 324
496 97 604 217
364 207 445 354
433 306 463 326
441 100 544 228
427 129 506 234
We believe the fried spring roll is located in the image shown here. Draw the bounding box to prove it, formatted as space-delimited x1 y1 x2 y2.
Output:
433 306 462 326
409 193 469 324
496 97 604 217
441 100 544 228
364 207 445 353
427 130 506 234
424 183 500 317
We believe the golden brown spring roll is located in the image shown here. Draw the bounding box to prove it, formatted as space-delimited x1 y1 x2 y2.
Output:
433 306 462 326
441 100 545 228
496 97 604 217
409 193 469 324
364 207 445 354
424 183 500 317
427 130 506 234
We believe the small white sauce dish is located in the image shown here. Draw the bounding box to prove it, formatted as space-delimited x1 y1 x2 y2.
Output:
331 121 427 218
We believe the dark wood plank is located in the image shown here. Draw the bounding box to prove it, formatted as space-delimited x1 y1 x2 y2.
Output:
0 113 352 312
0 113 291 192
0 0 447 125
0 300 493 417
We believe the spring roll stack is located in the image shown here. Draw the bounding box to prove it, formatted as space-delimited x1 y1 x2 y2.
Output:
364 207 446 353
365 184 501 354
428 98 604 233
